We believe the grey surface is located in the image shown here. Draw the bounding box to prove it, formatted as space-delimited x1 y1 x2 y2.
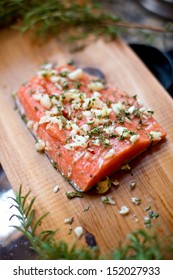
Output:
102 0 173 50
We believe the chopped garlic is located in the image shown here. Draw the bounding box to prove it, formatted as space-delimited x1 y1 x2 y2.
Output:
130 134 139 144
131 197 141 205
84 152 91 159
39 115 51 124
111 179 119 186
35 140 45 152
112 102 125 114
12 90 17 97
81 124 90 133
33 122 39 133
74 226 83 239
67 165 72 177
45 141 52 151
119 205 130 215
98 158 104 168
93 91 102 97
68 68 83 80
149 131 162 141
115 126 127 136
74 151 85 162
40 94 52 109
50 75 60 83
101 196 116 205
41 62 54 70
50 106 59 115
72 135 89 148
103 125 115 134
32 92 42 101
27 120 34 130
128 105 136 114
104 148 115 159
64 217 73 225
53 185 59 193
88 81 104 91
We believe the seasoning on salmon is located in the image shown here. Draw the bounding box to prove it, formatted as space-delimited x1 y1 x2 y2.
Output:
16 63 167 192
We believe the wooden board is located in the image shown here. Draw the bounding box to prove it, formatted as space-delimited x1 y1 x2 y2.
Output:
0 29 173 255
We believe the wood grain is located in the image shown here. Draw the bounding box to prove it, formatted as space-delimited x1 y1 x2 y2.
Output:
0 29 173 255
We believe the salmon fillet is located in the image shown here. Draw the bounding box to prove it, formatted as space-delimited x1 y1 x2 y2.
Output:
16 63 166 192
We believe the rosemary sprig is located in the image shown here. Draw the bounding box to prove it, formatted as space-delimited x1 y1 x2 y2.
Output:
0 0 172 42
9 185 173 260
9 185 98 260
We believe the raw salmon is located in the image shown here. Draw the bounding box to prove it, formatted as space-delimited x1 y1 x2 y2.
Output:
16 63 166 192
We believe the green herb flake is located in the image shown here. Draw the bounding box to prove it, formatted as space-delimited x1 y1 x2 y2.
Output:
60 71 69 77
21 114 27 124
51 160 57 169
65 191 83 199
144 216 152 228
145 206 151 212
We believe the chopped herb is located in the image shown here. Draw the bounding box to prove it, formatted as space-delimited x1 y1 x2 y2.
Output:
148 210 159 219
62 81 69 90
106 100 111 106
60 71 69 77
145 206 151 211
51 160 57 169
21 114 27 123
144 216 152 228
144 207 159 228
68 228 72 235
74 81 81 89
65 191 83 199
